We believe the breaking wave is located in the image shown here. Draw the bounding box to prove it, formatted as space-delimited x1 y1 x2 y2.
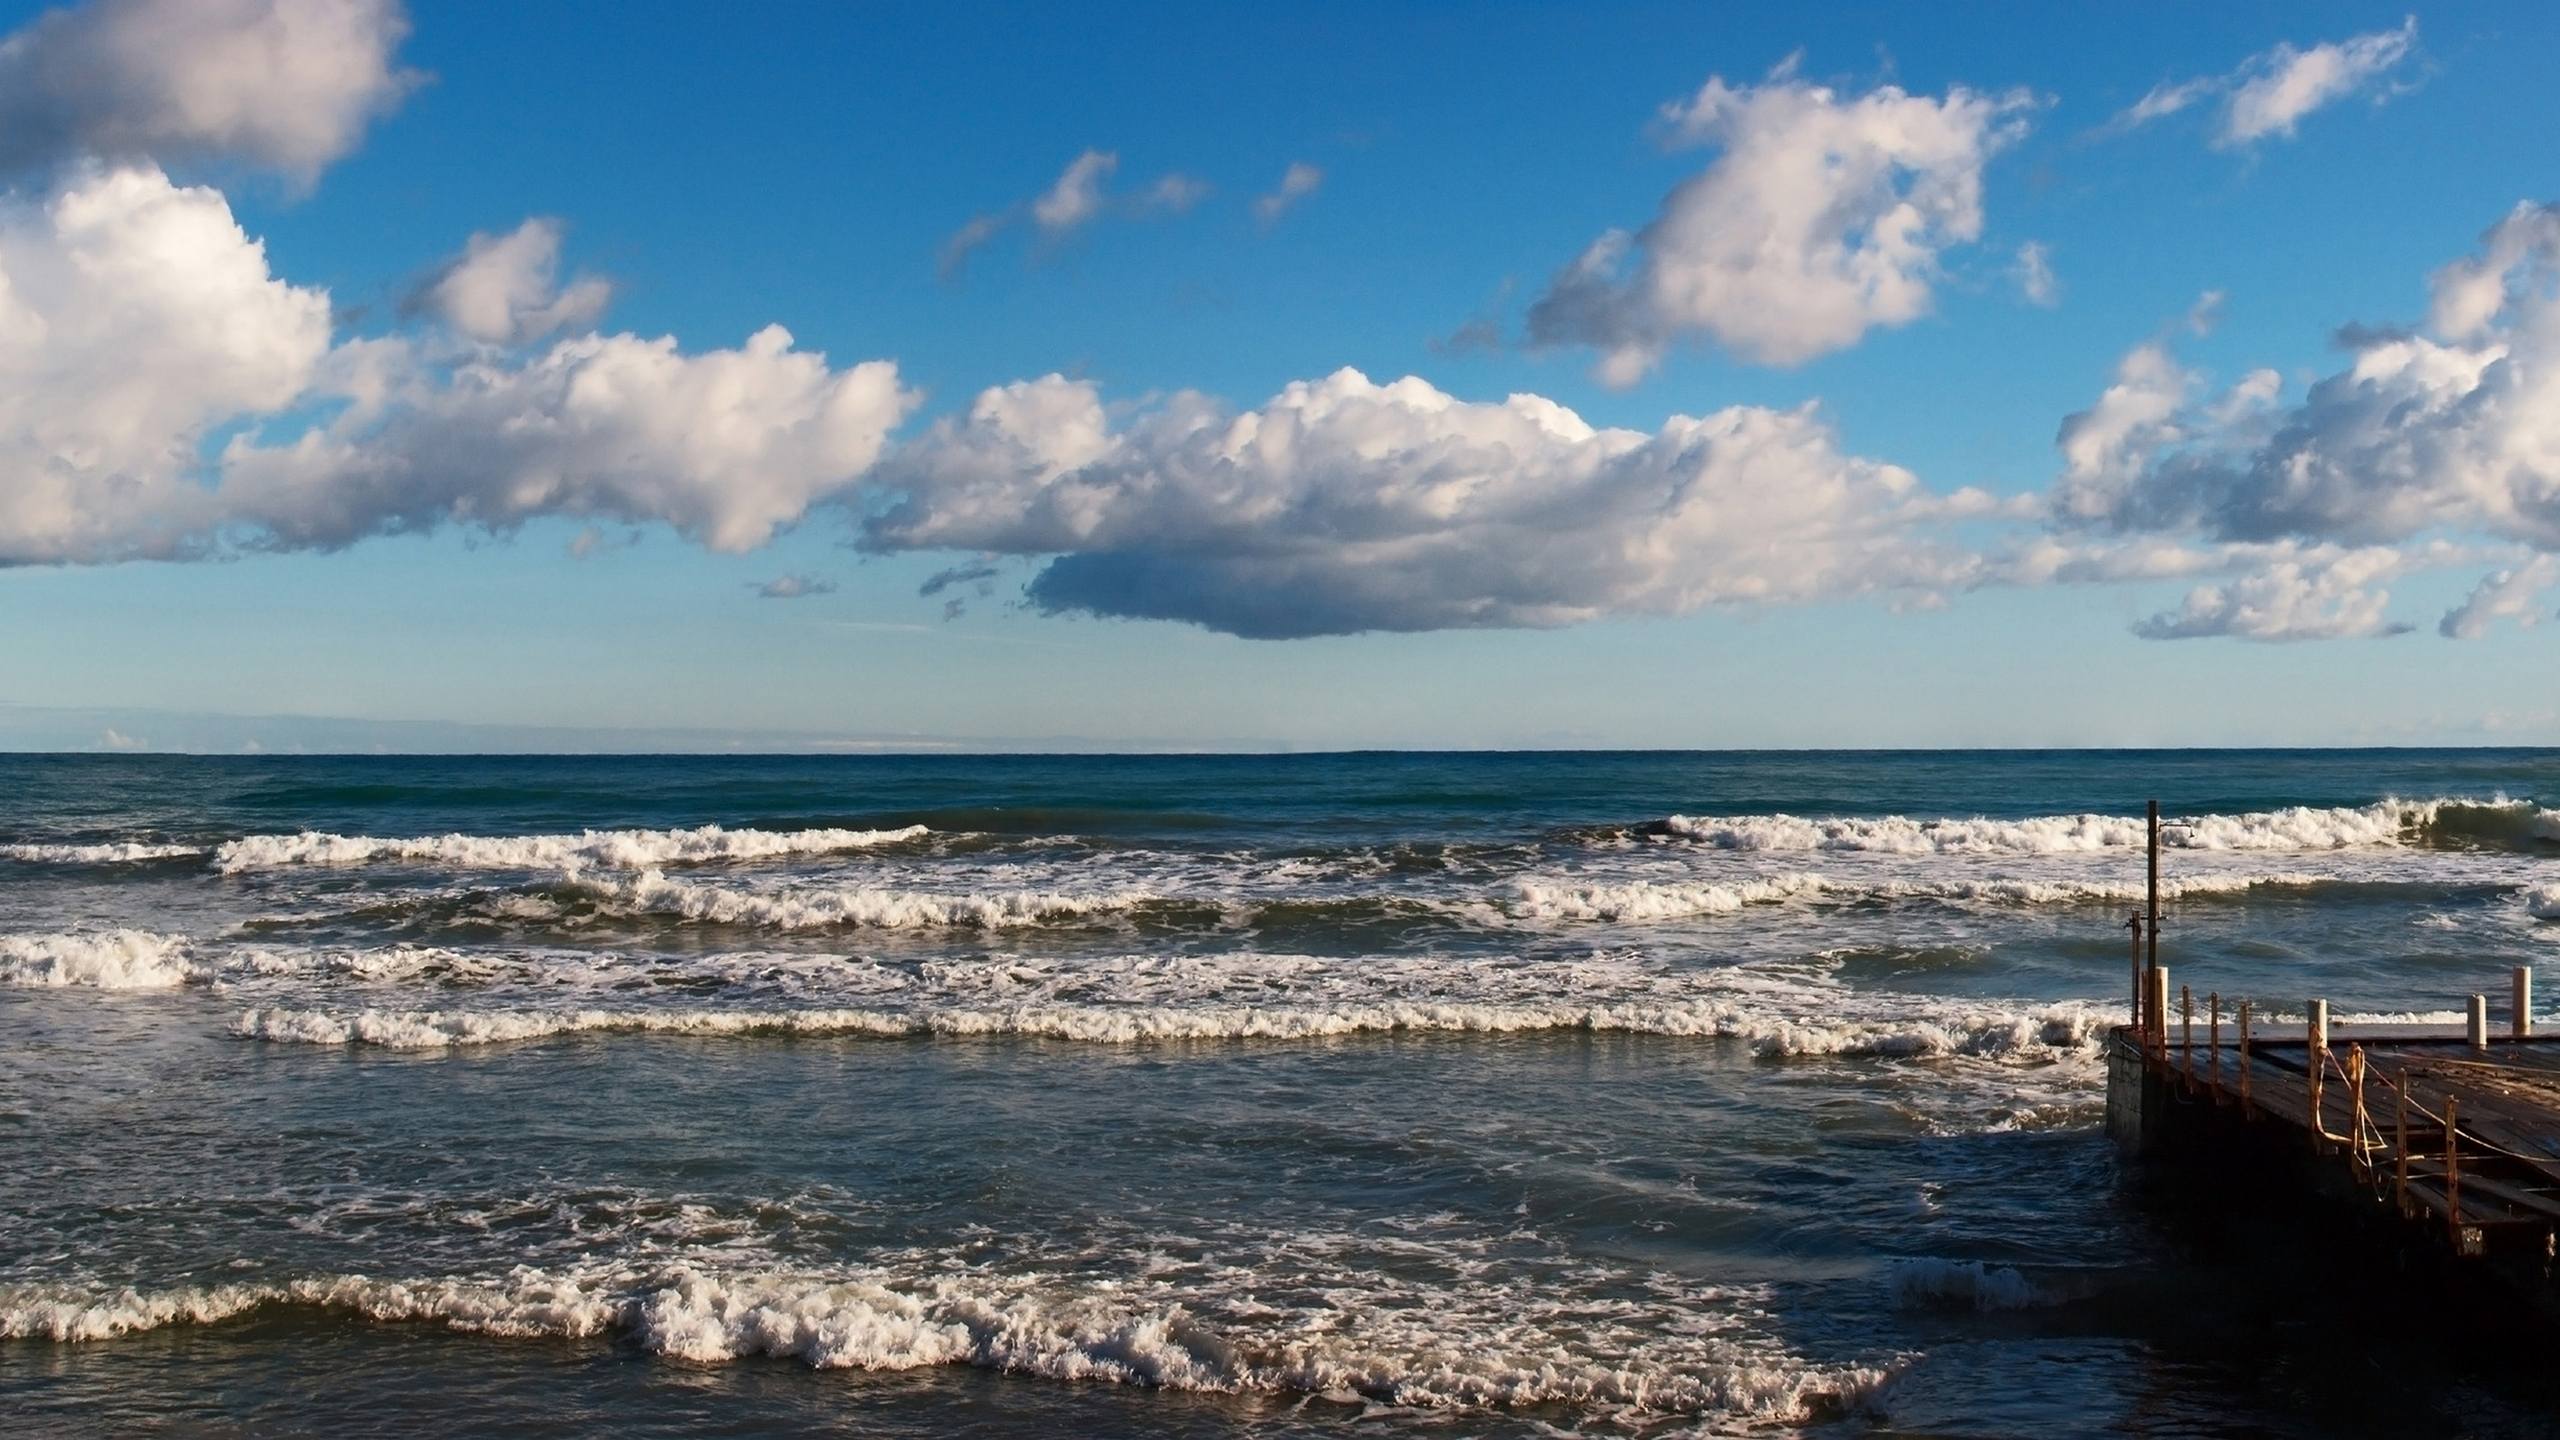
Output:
559 870 1153 930
0 931 199 989
1885 1259 2060 1312
1644 798 2560 855
0 1263 1892 1426
210 824 930 874
2530 885 2560 921
231 995 2112 1059
1503 869 2344 921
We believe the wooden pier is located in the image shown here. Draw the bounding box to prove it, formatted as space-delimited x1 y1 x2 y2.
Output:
2106 800 2560 1307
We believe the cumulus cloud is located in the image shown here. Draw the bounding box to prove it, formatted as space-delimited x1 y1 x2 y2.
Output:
2058 204 2560 552
2043 201 2560 642
0 0 415 183
1252 161 1322 226
754 574 836 599
858 367 2003 638
407 218 611 345
2440 556 2559 640
1526 62 2031 381
2109 18 2418 148
0 164 332 563
0 165 915 564
219 324 917 553
2131 547 2414 642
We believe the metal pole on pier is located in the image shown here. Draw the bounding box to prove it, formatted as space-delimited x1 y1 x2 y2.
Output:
2145 800 2161 1038
2515 966 2534 1039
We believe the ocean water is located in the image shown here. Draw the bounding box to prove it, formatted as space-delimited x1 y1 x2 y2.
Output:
4 749 2559 1436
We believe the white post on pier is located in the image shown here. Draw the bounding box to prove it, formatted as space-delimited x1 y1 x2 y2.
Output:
2467 994 2489 1052
2145 967 2171 1054
2308 998 2328 1056
2515 966 2534 1039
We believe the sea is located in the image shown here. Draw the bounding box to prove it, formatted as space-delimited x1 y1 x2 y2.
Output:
4 749 2558 1437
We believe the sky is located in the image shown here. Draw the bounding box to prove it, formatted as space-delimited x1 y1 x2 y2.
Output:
3 0 2559 752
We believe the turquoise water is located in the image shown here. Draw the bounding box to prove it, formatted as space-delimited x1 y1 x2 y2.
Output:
4 751 2558 1435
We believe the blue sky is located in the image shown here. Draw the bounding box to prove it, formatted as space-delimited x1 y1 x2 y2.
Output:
2 0 2557 750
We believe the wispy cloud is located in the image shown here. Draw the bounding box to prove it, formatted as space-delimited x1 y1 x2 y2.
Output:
2013 241 2059 308
1251 161 1324 226
2106 18 2419 148
753 574 836 599
939 150 1211 279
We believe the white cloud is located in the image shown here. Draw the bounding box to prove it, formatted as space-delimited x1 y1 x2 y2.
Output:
860 367 1999 638
941 150 1213 277
2013 240 2058 307
1252 161 1322 226
2040 204 2560 643
2223 17 2417 146
2107 18 2417 149
754 574 836 599
219 325 917 553
1031 149 1117 232
97 726 145 750
409 218 611 345
2058 204 2560 552
2440 556 2560 639
0 0 415 183
1527 63 2031 380
0 164 332 563
2114 77 2215 130
0 165 916 563
936 211 1007 281
2133 547 2413 642
1142 173 1210 214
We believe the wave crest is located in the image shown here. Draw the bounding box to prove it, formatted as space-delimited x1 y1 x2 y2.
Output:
210 824 929 874
0 1264 1891 1424
1647 798 2560 855
561 871 1148 930
0 931 198 989
231 996 2113 1058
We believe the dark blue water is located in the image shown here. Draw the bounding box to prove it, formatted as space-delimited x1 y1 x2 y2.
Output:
4 751 2557 1435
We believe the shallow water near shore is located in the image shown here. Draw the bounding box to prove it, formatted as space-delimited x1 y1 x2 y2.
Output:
5 749 2559 1435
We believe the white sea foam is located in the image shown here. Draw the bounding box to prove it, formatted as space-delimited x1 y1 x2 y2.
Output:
0 1263 1892 1425
1510 873 1832 921
210 824 929 873
232 994 2112 1061
564 869 1151 930
1653 798 2560 854
0 841 202 864
2529 885 2560 921
1502 869 2336 924
0 931 199 989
